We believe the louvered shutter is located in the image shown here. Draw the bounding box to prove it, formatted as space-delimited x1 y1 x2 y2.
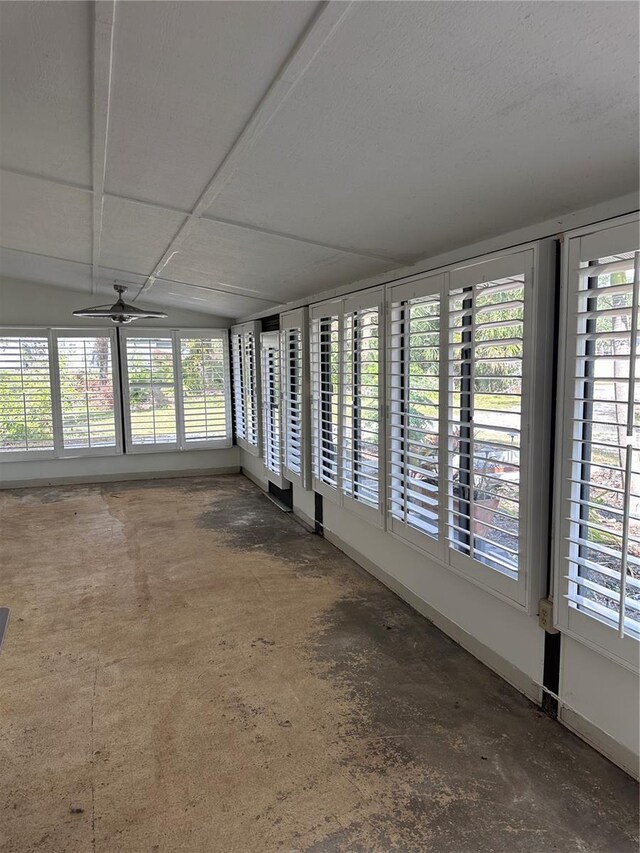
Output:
54 331 120 454
122 332 178 449
231 322 261 455
0 332 54 456
557 218 640 664
310 302 341 495
447 262 527 580
388 273 445 556
341 293 383 520
261 331 281 475
281 308 310 489
231 329 246 443
178 332 231 447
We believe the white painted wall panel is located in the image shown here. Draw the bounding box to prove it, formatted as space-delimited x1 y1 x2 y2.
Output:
560 636 639 777
0 448 240 489
0 277 230 329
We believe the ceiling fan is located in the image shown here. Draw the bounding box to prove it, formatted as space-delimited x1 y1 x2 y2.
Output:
73 283 168 324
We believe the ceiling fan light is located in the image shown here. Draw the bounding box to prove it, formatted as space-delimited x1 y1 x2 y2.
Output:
73 284 168 324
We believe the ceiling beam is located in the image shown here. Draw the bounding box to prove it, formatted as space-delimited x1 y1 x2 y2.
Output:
136 0 355 299
91 0 116 294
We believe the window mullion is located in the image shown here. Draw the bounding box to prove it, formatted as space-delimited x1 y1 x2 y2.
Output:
49 330 63 458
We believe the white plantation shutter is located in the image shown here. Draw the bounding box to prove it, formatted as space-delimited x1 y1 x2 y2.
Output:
178 332 231 446
54 330 120 454
311 303 341 495
0 331 54 456
557 217 640 666
122 332 178 449
231 330 246 443
310 292 384 524
447 265 527 581
122 328 232 453
388 273 445 556
386 249 550 607
230 322 261 454
341 293 383 520
261 331 282 476
281 308 311 489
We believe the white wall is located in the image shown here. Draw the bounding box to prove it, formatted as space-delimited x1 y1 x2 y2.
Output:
0 277 231 329
559 637 639 777
0 277 240 487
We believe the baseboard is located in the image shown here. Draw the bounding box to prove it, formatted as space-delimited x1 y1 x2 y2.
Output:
292 507 315 532
240 467 269 492
0 466 241 490
559 706 639 781
323 528 541 706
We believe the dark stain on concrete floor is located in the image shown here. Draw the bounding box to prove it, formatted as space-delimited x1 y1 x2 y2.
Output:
1 474 637 852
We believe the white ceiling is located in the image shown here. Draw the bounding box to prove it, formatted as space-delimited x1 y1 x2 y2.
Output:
0 0 638 319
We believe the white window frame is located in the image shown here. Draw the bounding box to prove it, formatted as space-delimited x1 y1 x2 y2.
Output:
554 214 640 671
0 327 123 461
120 327 232 454
387 271 447 561
385 243 554 610
52 328 123 458
176 330 233 450
280 307 311 490
310 289 385 528
230 321 262 456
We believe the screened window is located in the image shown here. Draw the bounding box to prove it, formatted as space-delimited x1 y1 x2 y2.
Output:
230 322 261 454
557 218 640 663
261 331 281 476
0 332 54 455
55 332 118 452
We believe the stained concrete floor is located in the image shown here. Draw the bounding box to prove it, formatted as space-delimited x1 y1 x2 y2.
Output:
0 475 637 853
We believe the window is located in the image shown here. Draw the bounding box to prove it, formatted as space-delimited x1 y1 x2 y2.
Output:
310 291 384 524
388 249 551 606
389 273 444 556
121 328 232 453
0 331 54 456
342 300 382 512
54 330 119 454
556 216 640 667
261 331 281 476
0 329 122 459
281 308 310 489
311 304 340 493
231 322 261 455
179 333 230 446
123 333 177 448
447 266 526 581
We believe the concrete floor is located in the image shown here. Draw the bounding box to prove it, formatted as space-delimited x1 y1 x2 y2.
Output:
0 475 637 853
